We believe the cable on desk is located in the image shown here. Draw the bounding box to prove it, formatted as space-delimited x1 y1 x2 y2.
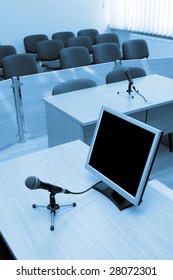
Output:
68 181 102 195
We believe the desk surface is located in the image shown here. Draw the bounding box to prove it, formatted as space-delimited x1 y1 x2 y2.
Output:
44 74 173 126
0 140 173 260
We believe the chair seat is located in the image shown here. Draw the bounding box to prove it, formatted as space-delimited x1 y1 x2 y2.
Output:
41 59 61 70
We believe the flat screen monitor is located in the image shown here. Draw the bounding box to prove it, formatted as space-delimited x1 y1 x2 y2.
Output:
85 107 163 210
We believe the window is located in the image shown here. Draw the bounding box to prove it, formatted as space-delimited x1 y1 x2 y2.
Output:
109 0 173 37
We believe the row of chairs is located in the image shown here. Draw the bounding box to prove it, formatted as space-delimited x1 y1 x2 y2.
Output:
23 29 118 53
23 32 120 71
23 30 149 69
0 36 149 79
23 29 148 55
0 28 149 78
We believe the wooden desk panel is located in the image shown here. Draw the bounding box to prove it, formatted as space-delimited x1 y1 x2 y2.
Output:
0 140 173 260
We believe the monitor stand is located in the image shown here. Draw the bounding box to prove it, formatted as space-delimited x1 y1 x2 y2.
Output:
92 181 133 211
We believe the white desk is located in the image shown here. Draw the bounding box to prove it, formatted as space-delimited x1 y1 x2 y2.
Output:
0 140 173 260
44 74 173 147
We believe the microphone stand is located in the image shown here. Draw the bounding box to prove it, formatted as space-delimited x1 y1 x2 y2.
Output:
117 69 147 102
32 191 76 231
126 80 134 98
117 80 135 98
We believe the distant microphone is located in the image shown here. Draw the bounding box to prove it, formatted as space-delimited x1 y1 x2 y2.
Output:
124 68 134 85
25 176 71 194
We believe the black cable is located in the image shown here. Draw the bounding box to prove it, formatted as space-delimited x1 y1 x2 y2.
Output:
132 85 147 102
68 182 101 195
68 186 93 195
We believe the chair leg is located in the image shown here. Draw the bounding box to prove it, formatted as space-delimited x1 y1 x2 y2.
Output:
168 133 172 152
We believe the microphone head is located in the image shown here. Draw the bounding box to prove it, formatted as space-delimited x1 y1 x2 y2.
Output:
25 176 40 190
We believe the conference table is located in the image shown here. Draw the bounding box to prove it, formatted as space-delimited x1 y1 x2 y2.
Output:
0 140 173 260
43 74 173 147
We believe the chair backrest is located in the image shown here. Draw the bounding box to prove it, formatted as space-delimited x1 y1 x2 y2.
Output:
106 67 147 84
0 45 17 67
67 36 93 53
23 34 48 53
95 33 120 46
60 46 91 69
37 39 64 61
77 28 99 45
52 31 75 47
93 43 122 64
52 78 97 95
2 53 39 79
122 39 149 60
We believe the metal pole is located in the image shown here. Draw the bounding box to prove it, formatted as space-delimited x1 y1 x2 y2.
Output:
12 77 26 143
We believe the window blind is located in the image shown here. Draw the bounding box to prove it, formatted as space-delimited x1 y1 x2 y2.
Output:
109 0 173 37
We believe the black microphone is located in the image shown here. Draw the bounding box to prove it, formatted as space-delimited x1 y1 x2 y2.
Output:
124 68 134 85
25 176 71 194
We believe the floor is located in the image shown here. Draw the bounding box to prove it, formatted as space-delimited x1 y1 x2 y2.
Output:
150 142 173 190
0 135 48 162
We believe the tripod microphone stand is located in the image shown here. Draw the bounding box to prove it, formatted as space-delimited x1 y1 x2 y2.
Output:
32 192 76 231
117 68 147 102
117 68 135 98
126 79 135 98
117 80 135 98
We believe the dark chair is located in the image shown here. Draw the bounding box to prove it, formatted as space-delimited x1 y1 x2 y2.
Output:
2 53 39 79
95 33 120 46
52 31 75 47
23 34 48 59
77 28 99 45
122 39 149 60
106 66 147 84
0 45 17 78
93 43 122 64
37 39 64 71
67 36 93 63
67 36 93 54
52 78 97 95
60 46 91 69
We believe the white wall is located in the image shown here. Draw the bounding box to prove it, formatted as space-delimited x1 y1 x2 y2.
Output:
1 0 110 53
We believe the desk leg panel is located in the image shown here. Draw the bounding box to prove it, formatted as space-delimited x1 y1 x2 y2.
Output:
128 111 147 122
146 103 173 134
45 104 87 147
129 103 173 134
83 124 96 146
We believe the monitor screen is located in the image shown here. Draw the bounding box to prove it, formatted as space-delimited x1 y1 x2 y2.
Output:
85 107 163 210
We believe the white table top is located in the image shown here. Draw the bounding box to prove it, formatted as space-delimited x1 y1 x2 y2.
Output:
0 140 173 260
44 74 173 126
